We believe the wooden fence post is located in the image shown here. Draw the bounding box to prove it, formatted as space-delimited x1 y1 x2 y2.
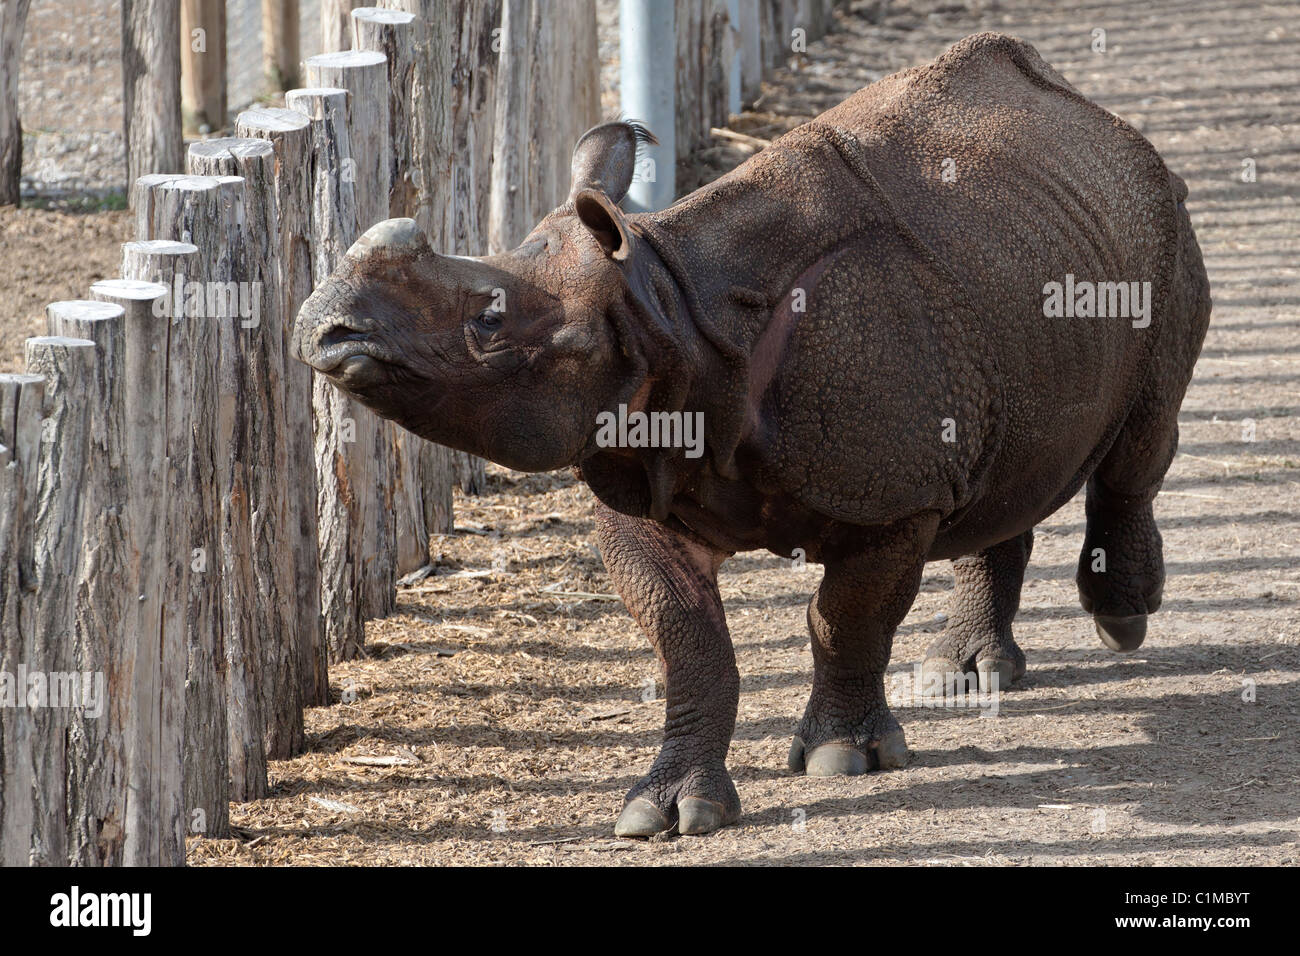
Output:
490 0 602 250
736 0 760 106
304 52 391 254
22 334 98 866
305 50 398 625
120 237 232 840
181 0 228 133
673 0 732 161
489 0 533 253
0 0 32 205
234 107 330 706
187 139 305 763
322 0 364 53
285 86 368 661
350 6 447 575
123 0 183 191
0 370 44 865
43 303 134 867
133 172 270 802
376 0 493 499
262 0 302 91
85 279 185 864
51 289 181 866
351 8 417 220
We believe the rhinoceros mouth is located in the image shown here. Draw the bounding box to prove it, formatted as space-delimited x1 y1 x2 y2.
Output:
330 352 388 388
310 338 394 386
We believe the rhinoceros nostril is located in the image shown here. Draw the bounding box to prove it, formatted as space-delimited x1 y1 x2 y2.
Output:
317 324 371 349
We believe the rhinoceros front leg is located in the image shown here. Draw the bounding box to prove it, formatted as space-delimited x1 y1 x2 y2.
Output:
595 502 741 837
789 514 938 776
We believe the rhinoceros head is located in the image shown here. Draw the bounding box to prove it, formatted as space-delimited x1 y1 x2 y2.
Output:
294 121 657 472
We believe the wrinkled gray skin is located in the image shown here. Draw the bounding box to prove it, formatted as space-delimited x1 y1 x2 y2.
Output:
295 34 1212 837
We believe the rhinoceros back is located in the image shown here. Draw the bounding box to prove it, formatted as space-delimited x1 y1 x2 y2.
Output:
803 33 1191 524
638 32 1195 532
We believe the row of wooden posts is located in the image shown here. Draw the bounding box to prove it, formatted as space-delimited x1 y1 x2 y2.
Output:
0 2 601 866
119 0 846 195
0 0 844 865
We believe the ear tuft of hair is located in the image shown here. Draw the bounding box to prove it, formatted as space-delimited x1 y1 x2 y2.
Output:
614 115 659 169
620 118 660 148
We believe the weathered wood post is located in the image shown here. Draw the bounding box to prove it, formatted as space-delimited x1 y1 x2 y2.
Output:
323 0 365 53
489 0 536 253
0 0 32 205
133 172 270 802
379 0 496 498
673 0 732 161
351 7 418 220
350 6 443 575
490 0 602 250
180 0 228 133
120 237 231 840
285 86 367 661
305 50 399 625
187 139 305 763
0 439 18 855
261 0 301 91
50 289 182 867
234 107 329 707
83 281 183 864
376 0 490 256
22 334 98 866
122 0 183 191
0 370 44 865
43 303 129 867
736 0 762 107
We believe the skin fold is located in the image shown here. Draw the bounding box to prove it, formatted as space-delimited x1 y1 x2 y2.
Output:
294 33 1212 837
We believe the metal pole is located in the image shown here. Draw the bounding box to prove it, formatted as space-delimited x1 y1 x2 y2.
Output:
620 0 675 212
726 0 742 116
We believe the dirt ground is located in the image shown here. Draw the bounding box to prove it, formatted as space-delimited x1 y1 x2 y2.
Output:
2 0 1298 865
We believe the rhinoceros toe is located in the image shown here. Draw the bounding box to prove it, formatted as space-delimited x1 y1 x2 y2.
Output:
791 728 908 776
974 655 1025 694
614 798 672 838
1094 613 1148 652
677 796 738 836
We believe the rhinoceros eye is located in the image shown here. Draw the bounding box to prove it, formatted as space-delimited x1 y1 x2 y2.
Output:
474 309 503 331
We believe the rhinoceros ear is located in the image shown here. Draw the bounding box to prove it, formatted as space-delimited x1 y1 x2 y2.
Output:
574 188 631 261
568 120 657 205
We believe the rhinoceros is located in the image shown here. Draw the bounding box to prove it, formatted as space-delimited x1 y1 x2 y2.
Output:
294 33 1211 837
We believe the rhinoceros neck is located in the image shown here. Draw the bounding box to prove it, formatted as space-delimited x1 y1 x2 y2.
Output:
574 223 756 524
627 218 759 479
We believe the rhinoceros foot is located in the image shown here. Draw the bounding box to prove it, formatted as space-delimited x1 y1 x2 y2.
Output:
788 727 909 777
788 701 910 777
918 649 1026 698
1077 478 1167 654
1093 614 1148 652
917 531 1034 695
614 757 741 838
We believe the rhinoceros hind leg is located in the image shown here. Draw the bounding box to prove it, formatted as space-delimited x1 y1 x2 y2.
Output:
789 515 936 776
920 529 1033 696
1076 473 1167 653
